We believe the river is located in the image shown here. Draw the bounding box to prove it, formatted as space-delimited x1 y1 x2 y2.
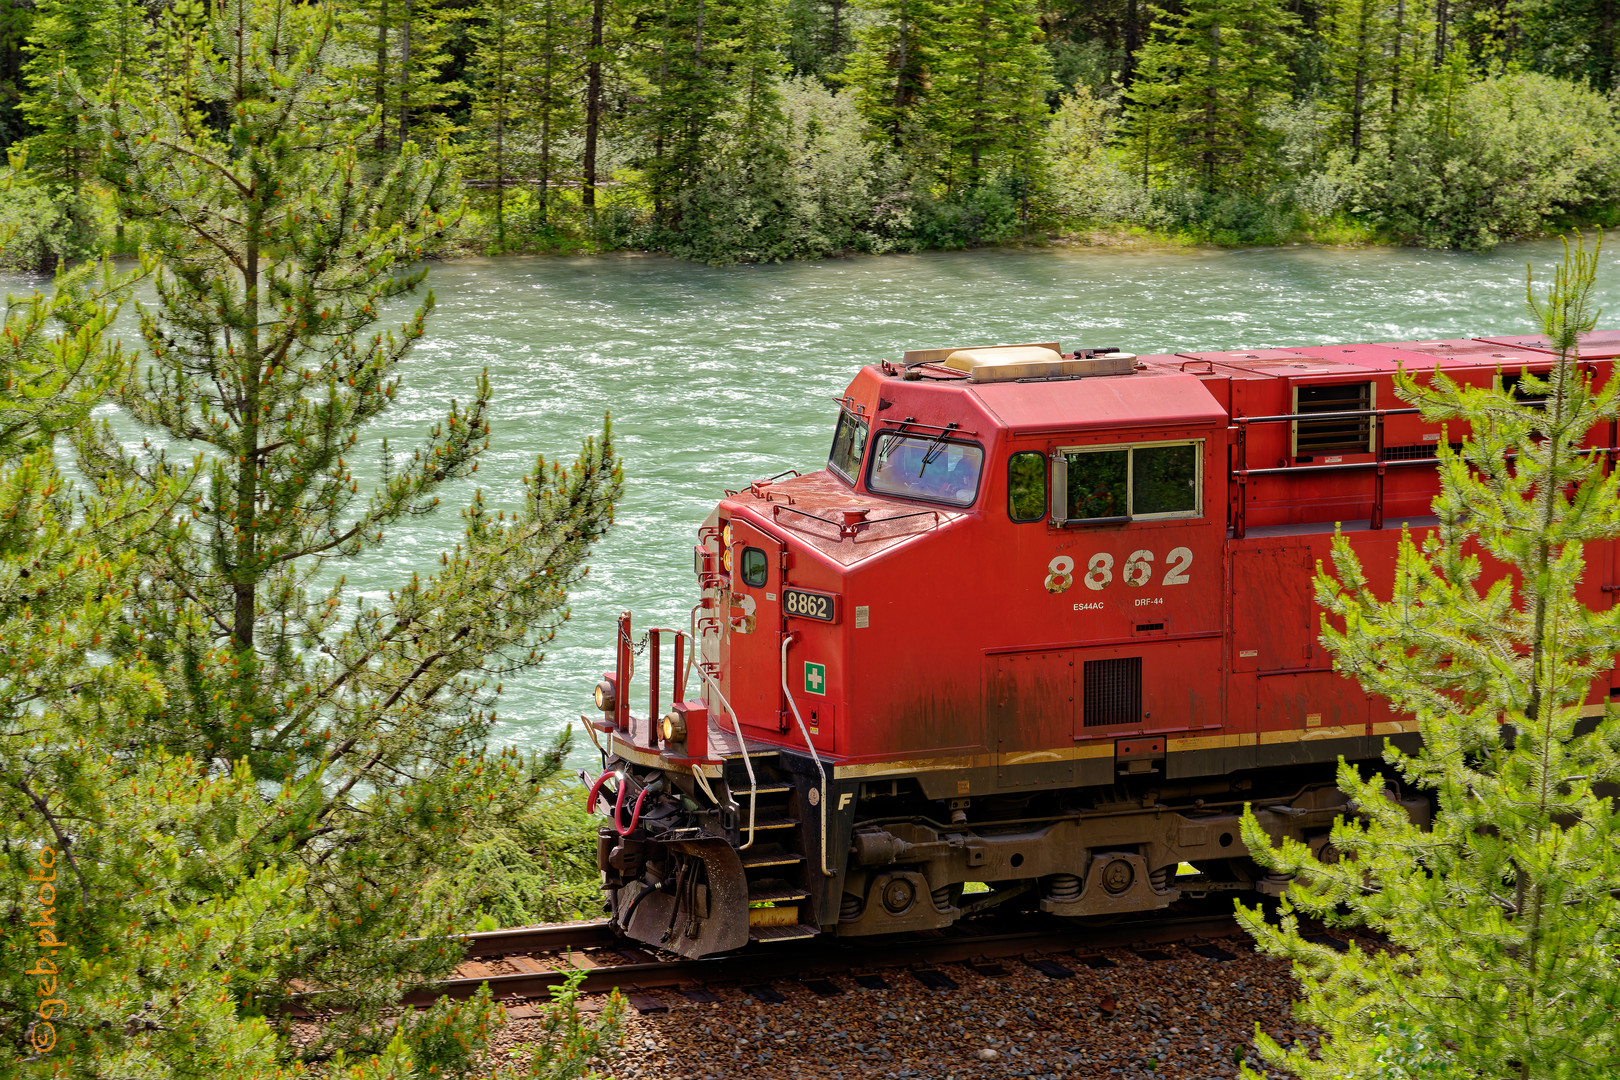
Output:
20 240 1620 762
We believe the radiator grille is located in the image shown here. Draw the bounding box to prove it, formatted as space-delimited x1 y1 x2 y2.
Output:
1385 442 1464 460
1294 382 1372 455
1502 372 1549 408
1083 657 1141 727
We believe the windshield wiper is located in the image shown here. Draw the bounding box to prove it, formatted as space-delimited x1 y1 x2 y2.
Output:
919 422 961 472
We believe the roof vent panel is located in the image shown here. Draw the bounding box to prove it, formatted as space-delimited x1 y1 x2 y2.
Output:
939 345 1138 382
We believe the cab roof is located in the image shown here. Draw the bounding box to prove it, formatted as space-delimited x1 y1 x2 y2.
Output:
967 370 1227 436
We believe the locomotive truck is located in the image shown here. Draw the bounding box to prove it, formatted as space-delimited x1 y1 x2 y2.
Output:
580 330 1620 958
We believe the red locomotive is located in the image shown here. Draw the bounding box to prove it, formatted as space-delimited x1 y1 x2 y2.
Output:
582 331 1620 958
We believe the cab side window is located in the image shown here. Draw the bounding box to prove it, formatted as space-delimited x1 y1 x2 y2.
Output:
1057 440 1202 523
1132 443 1198 515
1065 449 1128 521
1008 451 1047 522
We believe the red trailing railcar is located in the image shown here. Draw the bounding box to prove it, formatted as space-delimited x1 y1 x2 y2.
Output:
582 331 1620 958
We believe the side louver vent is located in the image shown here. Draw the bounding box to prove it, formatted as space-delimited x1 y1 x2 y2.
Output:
1083 657 1141 727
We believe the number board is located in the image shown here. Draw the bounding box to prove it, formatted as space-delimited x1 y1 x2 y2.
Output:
783 588 839 624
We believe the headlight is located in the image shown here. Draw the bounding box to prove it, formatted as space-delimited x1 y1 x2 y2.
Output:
662 710 687 743
721 546 733 572
593 677 616 712
722 522 734 549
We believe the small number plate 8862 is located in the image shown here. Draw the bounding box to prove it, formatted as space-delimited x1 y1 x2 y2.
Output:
783 588 838 623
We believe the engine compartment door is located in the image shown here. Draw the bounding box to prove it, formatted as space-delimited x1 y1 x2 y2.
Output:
986 649 1076 788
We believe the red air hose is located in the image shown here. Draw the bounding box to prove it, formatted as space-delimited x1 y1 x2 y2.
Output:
585 769 618 813
615 784 650 836
586 769 649 835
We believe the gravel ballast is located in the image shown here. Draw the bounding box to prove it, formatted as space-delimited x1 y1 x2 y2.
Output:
490 933 1327 1079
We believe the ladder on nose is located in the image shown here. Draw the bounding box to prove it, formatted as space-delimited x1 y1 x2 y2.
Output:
731 770 820 943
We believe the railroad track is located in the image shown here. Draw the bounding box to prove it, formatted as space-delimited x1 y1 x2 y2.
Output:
393 907 1260 1015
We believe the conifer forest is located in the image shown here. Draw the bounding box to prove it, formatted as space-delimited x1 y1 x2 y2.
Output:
0 0 1617 265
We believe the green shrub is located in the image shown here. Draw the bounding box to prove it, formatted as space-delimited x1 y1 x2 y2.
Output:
1039 89 1158 228
907 177 1026 249
0 180 98 271
1350 71 1620 249
1039 89 1302 243
661 77 922 263
1154 187 1301 245
435 783 605 928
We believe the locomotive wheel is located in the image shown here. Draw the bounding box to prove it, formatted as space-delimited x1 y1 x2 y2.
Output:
882 877 917 914
1101 857 1136 894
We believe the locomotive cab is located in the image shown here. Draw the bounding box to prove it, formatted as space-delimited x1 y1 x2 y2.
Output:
584 332 1620 957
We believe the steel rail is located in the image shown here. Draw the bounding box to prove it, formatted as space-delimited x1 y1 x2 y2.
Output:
280 911 1255 1014
410 912 1249 1005
458 920 619 959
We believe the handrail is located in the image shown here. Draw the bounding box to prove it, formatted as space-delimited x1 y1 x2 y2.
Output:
771 501 941 538
1234 458 1439 478
1231 406 1421 425
1228 393 1620 536
780 632 834 877
1230 405 1420 536
726 468 801 498
1234 443 1620 479
680 634 759 852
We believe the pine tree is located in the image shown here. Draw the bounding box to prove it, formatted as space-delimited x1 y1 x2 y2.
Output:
1118 64 1171 192
514 0 589 227
392 0 462 146
785 0 855 75
0 261 160 767
630 0 786 228
1325 0 1387 161
19 0 105 197
337 0 463 155
76 0 622 1041
661 0 798 260
1238 234 1620 1078
0 233 310 1073
582 0 609 209
729 0 789 133
840 0 946 156
470 0 521 248
928 0 1055 190
1122 0 1299 192
151 0 209 114
631 0 732 219
16 0 146 257
0 0 33 147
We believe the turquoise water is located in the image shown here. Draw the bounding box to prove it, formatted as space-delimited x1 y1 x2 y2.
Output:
19 241 1620 762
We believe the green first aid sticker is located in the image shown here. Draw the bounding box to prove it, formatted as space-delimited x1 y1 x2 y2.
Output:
804 662 826 696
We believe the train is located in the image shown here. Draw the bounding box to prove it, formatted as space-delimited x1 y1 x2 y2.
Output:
579 329 1620 958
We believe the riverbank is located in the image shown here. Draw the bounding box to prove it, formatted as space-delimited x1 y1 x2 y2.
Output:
435 217 1389 264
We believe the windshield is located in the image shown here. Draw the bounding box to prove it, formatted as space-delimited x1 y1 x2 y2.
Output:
867 431 983 507
829 410 868 483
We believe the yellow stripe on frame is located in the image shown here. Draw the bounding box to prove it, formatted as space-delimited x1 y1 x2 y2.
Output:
836 742 1114 780
1168 732 1257 753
